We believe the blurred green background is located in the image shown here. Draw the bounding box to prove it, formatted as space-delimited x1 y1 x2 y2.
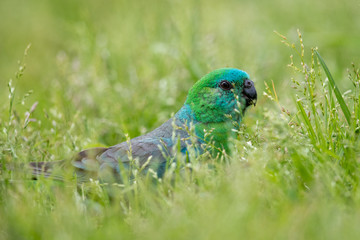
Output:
1 1 360 239
1 0 359 142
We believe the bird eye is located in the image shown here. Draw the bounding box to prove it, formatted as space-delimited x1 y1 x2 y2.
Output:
219 80 233 90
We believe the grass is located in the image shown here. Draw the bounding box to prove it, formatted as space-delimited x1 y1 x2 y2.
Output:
1 0 360 239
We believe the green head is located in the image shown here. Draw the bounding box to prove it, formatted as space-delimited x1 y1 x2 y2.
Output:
185 68 257 124
182 68 257 152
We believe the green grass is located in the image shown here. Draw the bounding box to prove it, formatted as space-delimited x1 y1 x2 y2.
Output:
1 0 360 239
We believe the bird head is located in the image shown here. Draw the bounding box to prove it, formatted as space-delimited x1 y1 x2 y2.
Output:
185 68 257 124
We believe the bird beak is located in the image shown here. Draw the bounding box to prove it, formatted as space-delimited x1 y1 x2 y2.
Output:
242 79 257 107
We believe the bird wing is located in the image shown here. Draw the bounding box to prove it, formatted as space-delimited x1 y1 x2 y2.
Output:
29 118 191 182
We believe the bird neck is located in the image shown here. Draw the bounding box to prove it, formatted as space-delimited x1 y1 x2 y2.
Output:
174 104 239 153
174 104 198 126
194 121 236 153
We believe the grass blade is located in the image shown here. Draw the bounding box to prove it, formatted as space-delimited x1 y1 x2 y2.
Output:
296 100 317 143
315 50 351 126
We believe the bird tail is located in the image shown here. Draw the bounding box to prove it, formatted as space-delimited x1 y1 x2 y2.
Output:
29 147 108 182
28 160 67 181
0 160 67 181
1 147 109 182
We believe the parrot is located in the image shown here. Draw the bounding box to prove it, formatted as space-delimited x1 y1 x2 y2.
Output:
29 68 257 182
